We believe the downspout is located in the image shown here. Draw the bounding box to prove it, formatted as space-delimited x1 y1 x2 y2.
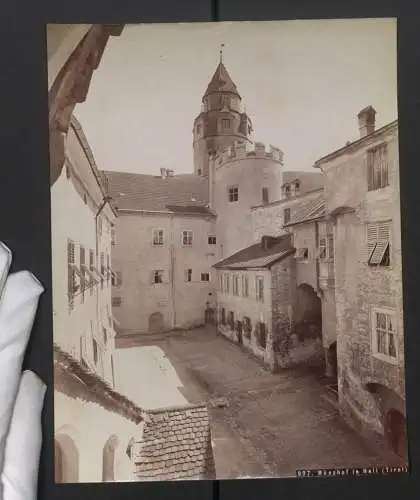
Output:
95 196 112 378
169 214 176 329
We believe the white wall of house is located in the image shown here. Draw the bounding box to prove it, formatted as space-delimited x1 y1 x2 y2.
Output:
55 391 141 482
112 211 219 333
51 123 116 386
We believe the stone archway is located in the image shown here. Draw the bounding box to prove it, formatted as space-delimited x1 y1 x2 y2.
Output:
55 434 79 483
102 435 119 482
148 312 164 332
294 283 322 341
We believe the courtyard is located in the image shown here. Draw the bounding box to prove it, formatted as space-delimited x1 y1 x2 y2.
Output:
115 326 400 479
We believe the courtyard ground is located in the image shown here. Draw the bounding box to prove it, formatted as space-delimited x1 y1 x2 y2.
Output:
115 326 400 479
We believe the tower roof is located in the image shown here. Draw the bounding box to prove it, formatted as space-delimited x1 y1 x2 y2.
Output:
203 61 240 99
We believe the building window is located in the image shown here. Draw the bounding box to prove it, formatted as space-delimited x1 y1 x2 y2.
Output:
224 273 230 293
284 208 291 224
79 245 86 302
262 187 269 204
197 168 202 176
296 247 309 261
256 322 267 348
112 271 122 287
318 222 334 260
153 270 164 284
67 240 77 307
222 118 230 129
208 235 217 245
222 95 230 108
242 275 249 297
256 276 264 302
186 269 192 282
221 308 226 325
182 230 193 246
285 185 291 198
367 221 391 267
367 143 389 191
228 311 235 329
201 273 210 282
92 338 98 365
228 186 239 202
112 297 122 307
153 229 164 246
111 227 116 246
103 327 107 344
371 308 397 362
106 254 110 282
243 317 252 338
233 275 239 296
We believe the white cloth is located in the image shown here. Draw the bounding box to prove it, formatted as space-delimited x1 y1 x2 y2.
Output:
0 242 46 500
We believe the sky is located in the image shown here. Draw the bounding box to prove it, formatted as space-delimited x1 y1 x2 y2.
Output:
74 19 397 175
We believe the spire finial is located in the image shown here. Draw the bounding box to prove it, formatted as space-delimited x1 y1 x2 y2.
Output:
220 43 225 63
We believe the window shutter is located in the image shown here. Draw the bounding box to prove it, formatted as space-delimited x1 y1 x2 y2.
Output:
378 221 390 241
367 223 378 258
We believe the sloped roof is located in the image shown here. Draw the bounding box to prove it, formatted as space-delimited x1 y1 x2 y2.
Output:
134 404 215 481
103 171 210 212
204 61 240 98
284 191 326 227
214 234 295 270
282 171 324 195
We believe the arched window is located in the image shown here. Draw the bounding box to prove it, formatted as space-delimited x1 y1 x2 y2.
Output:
55 434 79 483
102 435 119 482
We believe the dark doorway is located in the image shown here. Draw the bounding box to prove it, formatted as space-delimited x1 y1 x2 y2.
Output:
237 321 243 344
205 308 215 324
295 284 322 341
386 410 407 458
328 341 338 383
148 312 164 332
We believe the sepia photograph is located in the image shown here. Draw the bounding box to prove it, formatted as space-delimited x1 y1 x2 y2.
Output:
48 19 408 482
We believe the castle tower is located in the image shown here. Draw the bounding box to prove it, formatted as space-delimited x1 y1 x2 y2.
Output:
193 46 253 177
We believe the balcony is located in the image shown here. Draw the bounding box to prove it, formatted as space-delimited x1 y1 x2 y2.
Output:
318 259 335 289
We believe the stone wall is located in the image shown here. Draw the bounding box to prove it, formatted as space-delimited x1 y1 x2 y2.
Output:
112 212 218 334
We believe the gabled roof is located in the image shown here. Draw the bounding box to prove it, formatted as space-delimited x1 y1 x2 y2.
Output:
134 403 215 481
203 61 240 98
104 171 210 213
214 234 295 270
283 191 326 227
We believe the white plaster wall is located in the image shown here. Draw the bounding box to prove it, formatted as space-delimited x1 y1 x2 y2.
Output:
51 126 116 386
214 146 283 258
55 391 142 482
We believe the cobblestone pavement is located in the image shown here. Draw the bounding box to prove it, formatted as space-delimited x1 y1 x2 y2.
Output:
117 327 401 479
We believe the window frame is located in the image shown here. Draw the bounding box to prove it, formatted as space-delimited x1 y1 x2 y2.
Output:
182 230 193 247
256 276 264 302
228 186 239 203
367 142 389 192
371 307 398 364
201 272 210 282
262 187 269 204
208 235 217 245
367 220 391 267
152 228 165 246
153 270 164 284
242 275 249 297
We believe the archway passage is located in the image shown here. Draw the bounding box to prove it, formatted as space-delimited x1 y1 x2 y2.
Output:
294 284 322 341
148 312 164 332
386 410 407 458
205 307 215 324
55 434 79 483
102 435 119 482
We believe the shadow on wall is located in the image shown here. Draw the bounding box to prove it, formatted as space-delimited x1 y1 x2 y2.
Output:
55 434 79 483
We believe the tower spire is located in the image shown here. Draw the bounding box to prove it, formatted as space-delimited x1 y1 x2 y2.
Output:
220 43 225 63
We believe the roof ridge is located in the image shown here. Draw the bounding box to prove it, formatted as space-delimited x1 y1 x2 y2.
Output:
144 402 209 414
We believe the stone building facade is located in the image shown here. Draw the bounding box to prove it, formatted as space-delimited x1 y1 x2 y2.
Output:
314 108 405 458
104 169 219 334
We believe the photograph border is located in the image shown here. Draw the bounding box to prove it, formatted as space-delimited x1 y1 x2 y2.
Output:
1 0 420 499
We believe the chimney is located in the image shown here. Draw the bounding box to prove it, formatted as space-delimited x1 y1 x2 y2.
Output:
160 167 167 179
357 106 376 138
166 169 174 177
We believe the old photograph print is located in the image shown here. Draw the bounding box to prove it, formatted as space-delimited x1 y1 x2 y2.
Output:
48 19 408 482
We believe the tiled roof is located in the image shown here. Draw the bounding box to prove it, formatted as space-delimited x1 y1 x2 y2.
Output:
133 404 215 481
214 233 295 270
103 171 209 212
284 191 326 227
204 61 240 98
282 171 324 195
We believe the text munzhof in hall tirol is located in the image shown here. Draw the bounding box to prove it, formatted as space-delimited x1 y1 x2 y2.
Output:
296 466 409 478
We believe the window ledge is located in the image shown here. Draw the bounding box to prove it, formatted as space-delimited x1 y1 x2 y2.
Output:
372 352 398 366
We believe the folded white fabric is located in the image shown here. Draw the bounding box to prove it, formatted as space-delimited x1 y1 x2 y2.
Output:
0 243 44 499
2 371 46 500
